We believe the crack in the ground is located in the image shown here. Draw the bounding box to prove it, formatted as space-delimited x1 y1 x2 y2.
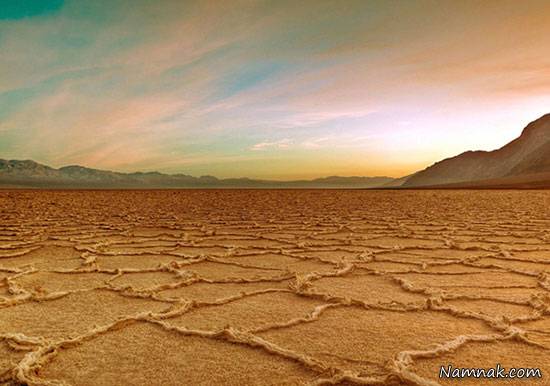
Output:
1 190 549 385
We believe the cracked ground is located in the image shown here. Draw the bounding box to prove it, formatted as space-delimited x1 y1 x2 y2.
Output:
1 189 549 386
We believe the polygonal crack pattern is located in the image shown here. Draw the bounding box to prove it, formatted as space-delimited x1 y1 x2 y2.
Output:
0 190 549 385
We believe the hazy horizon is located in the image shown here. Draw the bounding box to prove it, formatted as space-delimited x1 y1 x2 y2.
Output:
1 0 550 179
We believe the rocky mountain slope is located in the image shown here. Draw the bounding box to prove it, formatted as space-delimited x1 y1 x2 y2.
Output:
403 114 550 187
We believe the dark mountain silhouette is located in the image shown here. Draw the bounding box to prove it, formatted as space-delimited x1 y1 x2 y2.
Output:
0 160 393 188
403 113 550 188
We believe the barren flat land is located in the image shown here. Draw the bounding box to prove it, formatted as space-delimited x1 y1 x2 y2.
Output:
1 190 549 386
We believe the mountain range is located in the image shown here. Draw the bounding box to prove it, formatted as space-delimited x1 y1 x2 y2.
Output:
2 113 549 189
0 160 393 189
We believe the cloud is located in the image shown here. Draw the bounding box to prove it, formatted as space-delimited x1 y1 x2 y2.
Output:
301 136 331 149
0 0 64 20
1 0 549 178
250 139 293 151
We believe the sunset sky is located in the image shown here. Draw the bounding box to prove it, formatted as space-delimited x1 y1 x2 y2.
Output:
1 0 549 179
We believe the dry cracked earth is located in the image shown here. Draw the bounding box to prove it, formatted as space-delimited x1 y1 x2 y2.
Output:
1 190 549 386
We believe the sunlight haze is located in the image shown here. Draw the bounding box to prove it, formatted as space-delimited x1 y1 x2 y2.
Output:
1 0 549 178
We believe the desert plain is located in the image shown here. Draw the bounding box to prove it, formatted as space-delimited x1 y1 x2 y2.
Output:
0 189 549 386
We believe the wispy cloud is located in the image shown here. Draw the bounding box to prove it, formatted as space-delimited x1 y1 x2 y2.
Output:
1 0 550 178
250 139 293 151
301 136 331 149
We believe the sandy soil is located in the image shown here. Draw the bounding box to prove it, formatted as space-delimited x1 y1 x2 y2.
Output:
1 190 549 385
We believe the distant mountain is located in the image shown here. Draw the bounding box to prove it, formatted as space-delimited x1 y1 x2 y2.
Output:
5 114 549 189
381 174 415 188
0 160 394 189
403 113 550 188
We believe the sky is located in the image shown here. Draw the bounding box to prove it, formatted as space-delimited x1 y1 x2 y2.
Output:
1 0 549 180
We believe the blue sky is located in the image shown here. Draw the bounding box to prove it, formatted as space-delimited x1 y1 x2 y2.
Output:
0 0 64 20
1 0 549 179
